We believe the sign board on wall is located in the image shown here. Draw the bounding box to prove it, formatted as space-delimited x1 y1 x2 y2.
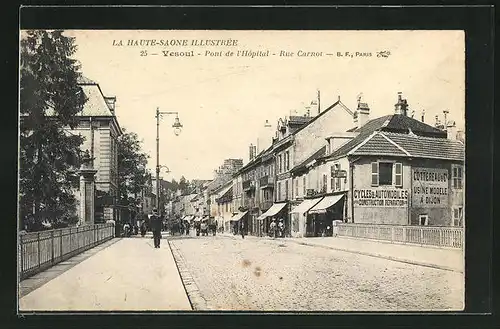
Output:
353 189 409 207
412 168 449 208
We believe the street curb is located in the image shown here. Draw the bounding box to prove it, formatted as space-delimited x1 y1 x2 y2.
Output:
167 239 211 311
218 234 462 273
291 240 463 273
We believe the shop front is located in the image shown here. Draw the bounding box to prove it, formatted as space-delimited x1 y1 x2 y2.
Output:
290 197 323 237
307 194 345 237
257 202 288 237
230 210 248 235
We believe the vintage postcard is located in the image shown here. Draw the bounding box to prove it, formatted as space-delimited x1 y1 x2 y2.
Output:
18 29 465 312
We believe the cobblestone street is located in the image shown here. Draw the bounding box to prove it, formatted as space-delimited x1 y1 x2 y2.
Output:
169 235 464 311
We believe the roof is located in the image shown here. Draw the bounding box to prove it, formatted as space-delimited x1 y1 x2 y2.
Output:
290 100 354 138
379 132 464 161
45 84 114 117
291 145 327 174
346 131 464 161
327 114 448 161
289 115 312 126
77 76 97 84
216 185 233 202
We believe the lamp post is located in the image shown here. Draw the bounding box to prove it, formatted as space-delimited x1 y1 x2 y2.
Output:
156 107 182 216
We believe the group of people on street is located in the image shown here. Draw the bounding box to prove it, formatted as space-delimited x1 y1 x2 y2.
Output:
268 218 285 238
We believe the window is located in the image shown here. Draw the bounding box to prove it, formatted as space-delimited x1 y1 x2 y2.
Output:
278 182 282 201
279 155 282 173
379 162 393 185
335 163 341 191
419 214 429 226
285 180 289 200
372 162 396 186
303 176 306 195
453 207 463 227
285 151 290 171
295 178 299 197
394 163 403 187
322 174 328 192
226 203 228 212
453 165 463 189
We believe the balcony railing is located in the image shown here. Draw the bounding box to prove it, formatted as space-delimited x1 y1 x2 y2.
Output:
242 179 255 192
19 223 115 280
244 198 256 209
337 223 464 249
259 175 274 188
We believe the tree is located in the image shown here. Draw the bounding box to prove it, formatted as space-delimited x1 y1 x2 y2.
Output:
117 129 150 210
20 30 88 230
179 176 191 194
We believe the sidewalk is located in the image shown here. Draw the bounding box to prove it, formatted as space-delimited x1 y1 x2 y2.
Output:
19 236 192 311
219 233 464 273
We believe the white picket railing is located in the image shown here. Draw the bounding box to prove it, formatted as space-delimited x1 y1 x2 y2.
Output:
19 223 115 280
337 223 463 249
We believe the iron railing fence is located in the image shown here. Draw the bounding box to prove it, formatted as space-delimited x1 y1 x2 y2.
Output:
19 223 115 280
337 223 463 249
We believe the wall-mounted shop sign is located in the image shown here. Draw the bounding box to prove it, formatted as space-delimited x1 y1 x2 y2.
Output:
331 169 347 178
353 188 409 207
412 167 448 208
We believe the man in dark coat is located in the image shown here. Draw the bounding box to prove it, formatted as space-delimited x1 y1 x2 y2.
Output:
151 209 162 248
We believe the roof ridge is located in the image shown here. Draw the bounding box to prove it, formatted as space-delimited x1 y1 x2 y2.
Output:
379 132 412 156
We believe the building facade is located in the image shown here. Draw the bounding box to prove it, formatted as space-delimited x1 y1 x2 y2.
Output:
288 93 465 237
66 77 123 223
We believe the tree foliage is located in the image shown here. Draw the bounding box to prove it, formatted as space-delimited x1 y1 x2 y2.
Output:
20 30 88 230
117 129 150 204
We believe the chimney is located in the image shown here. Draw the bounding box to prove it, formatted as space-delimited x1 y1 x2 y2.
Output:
356 102 370 128
421 109 425 123
104 97 116 115
352 110 358 128
394 92 408 116
249 143 255 161
446 120 457 140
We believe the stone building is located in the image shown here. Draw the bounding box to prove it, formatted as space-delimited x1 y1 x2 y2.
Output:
64 77 123 223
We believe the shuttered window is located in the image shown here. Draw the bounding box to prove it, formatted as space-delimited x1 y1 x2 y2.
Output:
394 163 403 187
371 162 379 186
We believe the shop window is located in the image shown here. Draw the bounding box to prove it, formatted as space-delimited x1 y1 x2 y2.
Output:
419 214 429 226
394 163 403 187
452 165 463 189
453 207 463 227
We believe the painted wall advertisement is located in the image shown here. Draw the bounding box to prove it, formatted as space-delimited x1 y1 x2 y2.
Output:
353 188 409 207
412 167 448 208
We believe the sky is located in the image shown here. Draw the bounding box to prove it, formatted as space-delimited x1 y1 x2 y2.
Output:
62 30 465 182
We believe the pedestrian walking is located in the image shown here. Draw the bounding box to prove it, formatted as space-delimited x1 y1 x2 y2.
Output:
150 208 162 248
240 221 245 239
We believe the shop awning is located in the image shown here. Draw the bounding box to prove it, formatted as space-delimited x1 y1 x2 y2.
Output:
257 202 287 220
308 195 344 214
231 211 248 221
290 197 324 215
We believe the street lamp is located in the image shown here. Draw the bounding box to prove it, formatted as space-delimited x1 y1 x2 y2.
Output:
156 107 182 216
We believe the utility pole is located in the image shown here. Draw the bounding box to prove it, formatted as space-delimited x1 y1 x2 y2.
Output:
317 89 321 115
